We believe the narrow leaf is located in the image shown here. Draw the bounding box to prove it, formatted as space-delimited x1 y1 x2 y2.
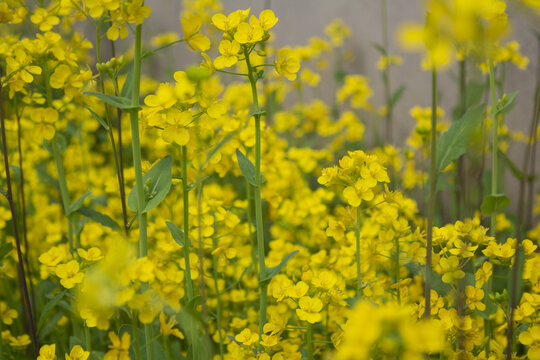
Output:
261 250 299 283
165 221 184 247
0 242 14 261
481 194 510 216
38 289 68 332
495 91 518 116
127 155 172 213
389 85 405 109
77 207 120 231
68 191 91 215
0 185 5 198
236 149 257 186
436 105 485 174
85 92 139 110
84 106 109 130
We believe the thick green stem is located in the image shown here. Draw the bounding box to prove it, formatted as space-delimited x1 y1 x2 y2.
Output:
128 24 153 360
244 47 268 347
488 60 498 238
424 68 437 319
246 182 257 273
355 206 362 297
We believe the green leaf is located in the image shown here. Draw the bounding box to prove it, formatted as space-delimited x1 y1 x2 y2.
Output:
498 149 526 181
77 207 120 231
84 105 109 130
389 85 405 109
495 91 518 116
0 242 13 263
38 289 68 333
260 250 299 284
85 92 140 111
10 165 21 183
127 155 172 213
68 191 91 215
203 131 237 168
481 194 510 216
248 109 267 118
508 248 525 312
436 105 485 174
236 149 257 186
370 42 387 56
0 185 5 198
165 221 184 247
120 63 134 99
466 81 486 107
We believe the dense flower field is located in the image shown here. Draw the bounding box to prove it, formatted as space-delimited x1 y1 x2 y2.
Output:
1 0 540 359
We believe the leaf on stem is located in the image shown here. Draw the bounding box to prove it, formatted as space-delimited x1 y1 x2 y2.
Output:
127 155 172 213
165 221 184 247
260 250 299 284
77 207 120 231
85 91 140 111
236 149 257 187
38 289 68 333
68 191 91 215
436 104 485 174
481 194 510 216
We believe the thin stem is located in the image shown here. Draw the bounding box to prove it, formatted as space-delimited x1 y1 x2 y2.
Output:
488 59 498 238
244 47 268 348
455 59 467 219
247 181 257 273
212 216 224 360
0 72 39 357
196 173 208 335
215 69 248 77
307 324 314 360
15 103 35 317
181 145 197 359
506 43 540 360
381 0 393 143
355 206 362 297
424 67 438 319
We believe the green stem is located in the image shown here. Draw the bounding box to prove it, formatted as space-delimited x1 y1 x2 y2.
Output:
181 145 197 359
355 206 362 297
84 326 91 352
381 0 393 143
393 234 400 304
132 311 142 360
212 216 224 360
307 324 314 360
424 67 438 319
128 24 153 360
244 47 268 348
488 59 498 238
246 181 257 273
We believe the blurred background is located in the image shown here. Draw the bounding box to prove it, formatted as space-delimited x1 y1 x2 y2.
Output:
110 0 540 207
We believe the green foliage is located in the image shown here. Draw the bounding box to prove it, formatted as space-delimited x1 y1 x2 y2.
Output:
127 156 172 213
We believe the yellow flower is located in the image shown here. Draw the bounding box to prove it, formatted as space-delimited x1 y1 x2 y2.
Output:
343 179 375 208
439 256 465 283
56 260 84 289
235 328 259 346
286 281 309 298
37 344 56 359
30 8 59 32
181 15 210 51
0 302 18 325
519 326 540 360
9 334 31 348
77 247 104 262
211 12 242 32
296 296 323 324
214 40 241 69
65 345 89 360
274 49 301 81
234 22 264 44
104 332 130 360
38 245 66 267
161 109 192 146
159 313 184 339
257 9 278 31
465 286 486 311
